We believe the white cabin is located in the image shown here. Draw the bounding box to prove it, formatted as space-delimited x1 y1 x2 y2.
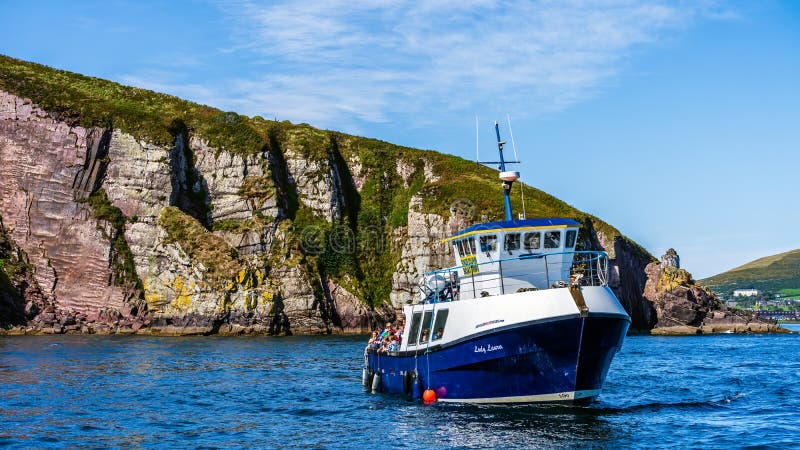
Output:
429 218 581 300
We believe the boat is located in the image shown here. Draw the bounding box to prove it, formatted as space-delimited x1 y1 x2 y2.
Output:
363 122 630 404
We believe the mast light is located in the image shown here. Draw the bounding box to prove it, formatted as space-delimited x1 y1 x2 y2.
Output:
499 171 520 182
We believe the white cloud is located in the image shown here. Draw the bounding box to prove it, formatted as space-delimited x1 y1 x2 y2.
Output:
121 0 734 130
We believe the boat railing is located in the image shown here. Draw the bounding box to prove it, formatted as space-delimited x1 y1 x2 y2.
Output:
418 250 609 303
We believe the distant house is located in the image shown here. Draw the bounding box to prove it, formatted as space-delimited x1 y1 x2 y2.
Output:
733 289 761 297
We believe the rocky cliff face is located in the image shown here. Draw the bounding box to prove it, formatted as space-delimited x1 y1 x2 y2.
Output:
0 91 376 334
643 251 786 334
0 89 660 334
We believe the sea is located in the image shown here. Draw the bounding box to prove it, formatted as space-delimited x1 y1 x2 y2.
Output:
1 325 799 449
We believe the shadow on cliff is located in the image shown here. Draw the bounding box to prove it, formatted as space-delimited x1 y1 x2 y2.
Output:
167 119 212 229
268 291 291 335
0 216 26 326
0 215 53 328
266 126 299 221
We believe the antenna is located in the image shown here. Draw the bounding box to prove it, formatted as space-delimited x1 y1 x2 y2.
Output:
476 119 521 165
507 115 525 218
506 114 519 163
475 116 479 163
475 121 522 221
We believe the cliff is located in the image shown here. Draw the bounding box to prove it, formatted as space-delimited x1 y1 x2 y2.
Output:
644 250 787 335
0 54 656 335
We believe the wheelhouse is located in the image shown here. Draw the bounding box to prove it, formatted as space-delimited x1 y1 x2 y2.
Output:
434 218 583 300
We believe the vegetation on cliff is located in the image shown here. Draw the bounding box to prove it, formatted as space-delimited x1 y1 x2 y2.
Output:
0 54 653 313
0 54 265 154
699 249 800 296
159 206 240 285
78 189 140 288
0 215 33 325
0 216 19 296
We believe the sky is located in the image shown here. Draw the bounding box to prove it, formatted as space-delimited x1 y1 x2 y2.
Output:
1 0 798 278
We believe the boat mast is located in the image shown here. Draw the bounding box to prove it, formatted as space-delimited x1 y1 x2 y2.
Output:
494 121 519 221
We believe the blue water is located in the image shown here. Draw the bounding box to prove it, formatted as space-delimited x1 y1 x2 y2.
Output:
1 326 799 448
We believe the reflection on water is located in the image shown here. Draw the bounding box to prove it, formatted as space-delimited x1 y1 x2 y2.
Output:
1 333 799 448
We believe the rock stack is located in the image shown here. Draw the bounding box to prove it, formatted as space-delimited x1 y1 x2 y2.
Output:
644 249 787 335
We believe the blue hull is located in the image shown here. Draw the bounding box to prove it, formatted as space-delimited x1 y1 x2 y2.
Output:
365 315 629 404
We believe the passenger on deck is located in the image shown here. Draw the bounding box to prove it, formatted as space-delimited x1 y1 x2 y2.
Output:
380 322 395 339
432 327 444 341
387 337 399 354
420 329 430 344
368 331 379 344
378 336 392 355
366 331 381 352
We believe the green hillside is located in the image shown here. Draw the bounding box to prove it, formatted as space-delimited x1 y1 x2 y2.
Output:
699 249 800 296
0 54 651 308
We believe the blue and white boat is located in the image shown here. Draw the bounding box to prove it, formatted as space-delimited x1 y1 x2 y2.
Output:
363 122 630 404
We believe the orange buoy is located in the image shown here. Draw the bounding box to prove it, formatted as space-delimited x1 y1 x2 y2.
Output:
422 389 437 405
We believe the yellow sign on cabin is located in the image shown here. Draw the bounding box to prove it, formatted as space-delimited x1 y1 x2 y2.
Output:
461 255 479 275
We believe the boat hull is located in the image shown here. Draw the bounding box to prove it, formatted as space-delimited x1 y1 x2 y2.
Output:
366 315 629 404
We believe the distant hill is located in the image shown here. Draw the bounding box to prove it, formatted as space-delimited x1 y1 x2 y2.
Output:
699 249 800 296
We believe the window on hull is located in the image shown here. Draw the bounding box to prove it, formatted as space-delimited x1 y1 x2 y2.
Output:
419 311 434 344
407 312 422 345
431 309 448 341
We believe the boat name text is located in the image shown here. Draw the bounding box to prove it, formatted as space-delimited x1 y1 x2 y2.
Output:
474 344 504 354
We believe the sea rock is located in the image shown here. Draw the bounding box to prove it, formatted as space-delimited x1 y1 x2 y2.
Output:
661 248 680 269
644 249 783 334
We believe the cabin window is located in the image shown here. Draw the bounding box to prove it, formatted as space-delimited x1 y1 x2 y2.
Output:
418 311 434 344
565 230 577 249
456 240 465 257
504 233 520 252
544 231 561 249
479 235 497 253
524 232 541 250
459 238 474 256
407 312 423 345
431 309 449 341
466 237 476 254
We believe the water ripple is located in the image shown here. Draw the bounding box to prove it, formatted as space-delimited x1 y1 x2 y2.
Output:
0 328 799 448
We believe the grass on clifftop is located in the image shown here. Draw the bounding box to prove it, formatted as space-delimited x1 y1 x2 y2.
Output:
0 54 266 155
